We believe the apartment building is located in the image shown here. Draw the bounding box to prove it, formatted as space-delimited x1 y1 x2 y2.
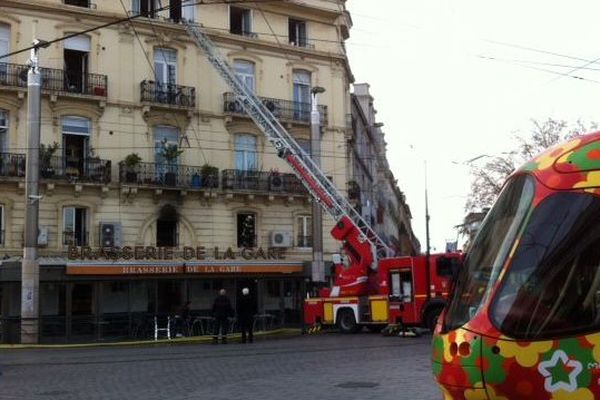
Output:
0 0 354 343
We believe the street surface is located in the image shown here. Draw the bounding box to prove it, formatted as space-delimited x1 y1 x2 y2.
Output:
0 333 441 400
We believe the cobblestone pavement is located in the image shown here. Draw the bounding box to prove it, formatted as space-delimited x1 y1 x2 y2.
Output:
0 333 442 400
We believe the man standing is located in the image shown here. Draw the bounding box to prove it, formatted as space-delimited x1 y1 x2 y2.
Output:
212 289 233 343
237 287 256 343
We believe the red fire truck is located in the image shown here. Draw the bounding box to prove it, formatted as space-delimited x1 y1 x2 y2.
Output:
182 22 462 335
304 252 463 333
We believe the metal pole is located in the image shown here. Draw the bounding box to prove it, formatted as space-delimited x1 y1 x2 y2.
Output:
21 41 44 344
310 87 325 283
424 160 432 302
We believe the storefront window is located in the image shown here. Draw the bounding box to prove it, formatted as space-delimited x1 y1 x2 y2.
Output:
40 283 66 341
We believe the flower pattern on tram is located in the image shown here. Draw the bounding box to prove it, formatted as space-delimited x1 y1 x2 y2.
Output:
496 339 553 368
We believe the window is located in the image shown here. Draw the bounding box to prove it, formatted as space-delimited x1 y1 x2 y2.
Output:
154 48 177 86
63 207 88 246
62 116 91 178
132 0 157 18
296 215 312 247
234 60 255 92
230 7 252 36
154 126 180 184
235 134 257 171
390 270 413 303
64 35 90 93
0 24 9 79
0 110 7 152
156 205 178 247
289 19 307 47
182 0 196 22
293 70 311 121
64 0 90 7
237 212 256 248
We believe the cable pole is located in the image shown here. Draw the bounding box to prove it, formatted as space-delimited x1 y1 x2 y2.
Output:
21 39 47 344
311 87 326 284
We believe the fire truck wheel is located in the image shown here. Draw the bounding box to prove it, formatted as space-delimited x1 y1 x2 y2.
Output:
425 307 443 332
337 309 359 333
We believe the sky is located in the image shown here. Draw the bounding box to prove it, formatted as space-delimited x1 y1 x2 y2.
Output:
345 0 600 252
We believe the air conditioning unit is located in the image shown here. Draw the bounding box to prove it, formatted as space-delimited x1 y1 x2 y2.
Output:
99 222 122 247
37 226 48 247
270 231 293 248
269 174 284 191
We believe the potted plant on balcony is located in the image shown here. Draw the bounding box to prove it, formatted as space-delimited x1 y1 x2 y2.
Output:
124 153 142 183
200 163 219 189
40 142 59 179
160 143 183 186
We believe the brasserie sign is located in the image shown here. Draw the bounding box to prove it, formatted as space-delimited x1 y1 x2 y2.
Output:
67 245 286 261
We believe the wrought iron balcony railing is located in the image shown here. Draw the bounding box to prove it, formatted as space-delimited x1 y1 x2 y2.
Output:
0 153 26 178
119 161 219 189
63 230 89 246
40 156 111 184
223 92 328 125
0 62 108 97
296 235 312 248
222 169 307 195
140 80 196 108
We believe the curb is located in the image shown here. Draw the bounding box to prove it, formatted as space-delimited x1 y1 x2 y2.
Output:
0 328 301 350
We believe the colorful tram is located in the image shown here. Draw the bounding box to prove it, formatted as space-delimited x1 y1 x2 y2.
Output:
433 132 600 399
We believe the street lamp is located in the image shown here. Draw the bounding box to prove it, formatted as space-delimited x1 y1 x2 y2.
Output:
310 86 325 283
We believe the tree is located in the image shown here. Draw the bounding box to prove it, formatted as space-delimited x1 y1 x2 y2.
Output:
465 118 598 212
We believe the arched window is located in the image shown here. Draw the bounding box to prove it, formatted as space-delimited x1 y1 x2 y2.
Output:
235 134 257 171
156 204 178 247
237 211 256 248
296 214 312 247
63 206 88 246
0 109 8 152
0 24 10 72
234 60 255 92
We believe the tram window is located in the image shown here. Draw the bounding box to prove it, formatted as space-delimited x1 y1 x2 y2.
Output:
491 191 600 339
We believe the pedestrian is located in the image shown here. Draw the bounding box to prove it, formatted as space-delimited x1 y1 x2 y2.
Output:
212 288 233 343
237 287 256 343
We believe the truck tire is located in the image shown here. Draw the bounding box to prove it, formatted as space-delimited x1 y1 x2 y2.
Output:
424 307 443 332
337 309 359 333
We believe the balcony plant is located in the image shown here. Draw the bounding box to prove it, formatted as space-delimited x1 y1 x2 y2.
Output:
160 143 183 186
40 142 59 179
124 153 142 183
200 163 219 189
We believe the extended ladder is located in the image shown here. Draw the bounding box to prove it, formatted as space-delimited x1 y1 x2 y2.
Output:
184 22 391 262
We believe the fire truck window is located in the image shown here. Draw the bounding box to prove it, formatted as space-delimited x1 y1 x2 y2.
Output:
390 271 401 298
491 191 600 340
400 272 413 302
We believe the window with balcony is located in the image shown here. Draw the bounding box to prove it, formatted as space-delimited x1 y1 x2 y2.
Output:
289 19 307 47
64 35 90 94
154 48 177 102
235 134 257 171
293 69 311 120
62 116 91 179
237 212 256 248
63 207 88 246
0 24 9 80
154 125 180 185
156 204 178 247
182 0 196 22
0 110 7 152
230 7 252 36
296 215 312 247
234 60 255 92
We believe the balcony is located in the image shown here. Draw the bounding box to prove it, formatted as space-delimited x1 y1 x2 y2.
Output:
223 92 328 126
222 170 307 195
140 80 196 109
0 153 26 178
0 63 107 98
119 161 218 190
41 156 111 184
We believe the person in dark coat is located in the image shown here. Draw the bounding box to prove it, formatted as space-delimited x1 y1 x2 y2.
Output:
237 287 256 343
212 289 233 343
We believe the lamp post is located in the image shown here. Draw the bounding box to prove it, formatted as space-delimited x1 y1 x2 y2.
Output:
310 86 325 283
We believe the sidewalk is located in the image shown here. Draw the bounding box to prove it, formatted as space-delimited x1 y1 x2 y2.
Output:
0 328 301 350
